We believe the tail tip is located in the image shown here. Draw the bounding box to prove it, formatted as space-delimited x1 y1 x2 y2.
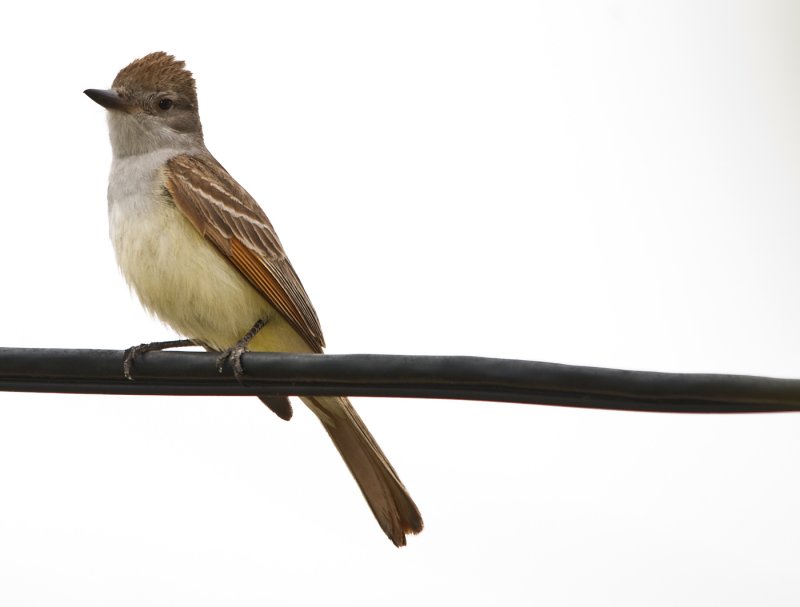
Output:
388 514 424 547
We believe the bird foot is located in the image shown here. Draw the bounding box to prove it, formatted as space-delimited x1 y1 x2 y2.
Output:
215 318 267 383
216 344 247 380
123 339 196 380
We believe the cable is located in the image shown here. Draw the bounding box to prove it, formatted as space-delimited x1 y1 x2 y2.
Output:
0 347 798 413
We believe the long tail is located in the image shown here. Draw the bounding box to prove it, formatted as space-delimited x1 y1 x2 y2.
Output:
300 395 423 546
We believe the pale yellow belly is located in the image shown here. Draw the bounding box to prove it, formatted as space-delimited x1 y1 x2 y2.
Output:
109 194 312 354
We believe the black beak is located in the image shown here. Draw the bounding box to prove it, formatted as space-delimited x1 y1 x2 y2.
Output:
84 88 132 111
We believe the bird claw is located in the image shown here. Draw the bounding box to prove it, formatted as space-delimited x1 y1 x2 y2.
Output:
216 344 247 381
216 318 267 382
121 339 196 381
123 345 145 381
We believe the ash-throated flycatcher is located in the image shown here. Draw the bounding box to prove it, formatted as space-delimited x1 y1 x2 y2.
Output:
85 52 422 546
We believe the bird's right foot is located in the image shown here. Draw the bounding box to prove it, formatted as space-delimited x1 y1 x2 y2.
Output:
123 339 197 380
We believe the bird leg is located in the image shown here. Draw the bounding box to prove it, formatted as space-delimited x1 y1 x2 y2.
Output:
123 339 197 380
216 318 267 380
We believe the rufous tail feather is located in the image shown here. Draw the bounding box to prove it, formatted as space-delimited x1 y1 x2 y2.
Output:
301 395 423 546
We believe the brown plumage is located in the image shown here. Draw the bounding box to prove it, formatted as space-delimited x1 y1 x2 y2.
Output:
163 151 423 544
113 51 199 109
165 153 325 352
88 52 423 545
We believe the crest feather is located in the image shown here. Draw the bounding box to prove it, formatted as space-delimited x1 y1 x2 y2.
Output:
112 51 198 108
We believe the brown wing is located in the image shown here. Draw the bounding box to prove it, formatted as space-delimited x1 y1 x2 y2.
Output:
164 153 325 352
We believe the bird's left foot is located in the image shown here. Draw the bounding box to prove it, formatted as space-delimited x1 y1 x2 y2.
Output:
216 318 267 382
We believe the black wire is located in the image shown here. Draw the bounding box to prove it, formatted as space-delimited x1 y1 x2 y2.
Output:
0 347 798 413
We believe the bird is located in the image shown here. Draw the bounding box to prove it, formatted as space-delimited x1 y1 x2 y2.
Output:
85 52 422 546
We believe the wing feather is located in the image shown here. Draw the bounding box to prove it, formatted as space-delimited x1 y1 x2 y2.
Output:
164 153 325 352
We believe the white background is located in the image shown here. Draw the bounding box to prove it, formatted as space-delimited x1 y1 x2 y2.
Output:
1 1 799 605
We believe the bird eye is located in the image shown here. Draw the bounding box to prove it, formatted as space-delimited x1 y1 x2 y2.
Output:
158 98 174 110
